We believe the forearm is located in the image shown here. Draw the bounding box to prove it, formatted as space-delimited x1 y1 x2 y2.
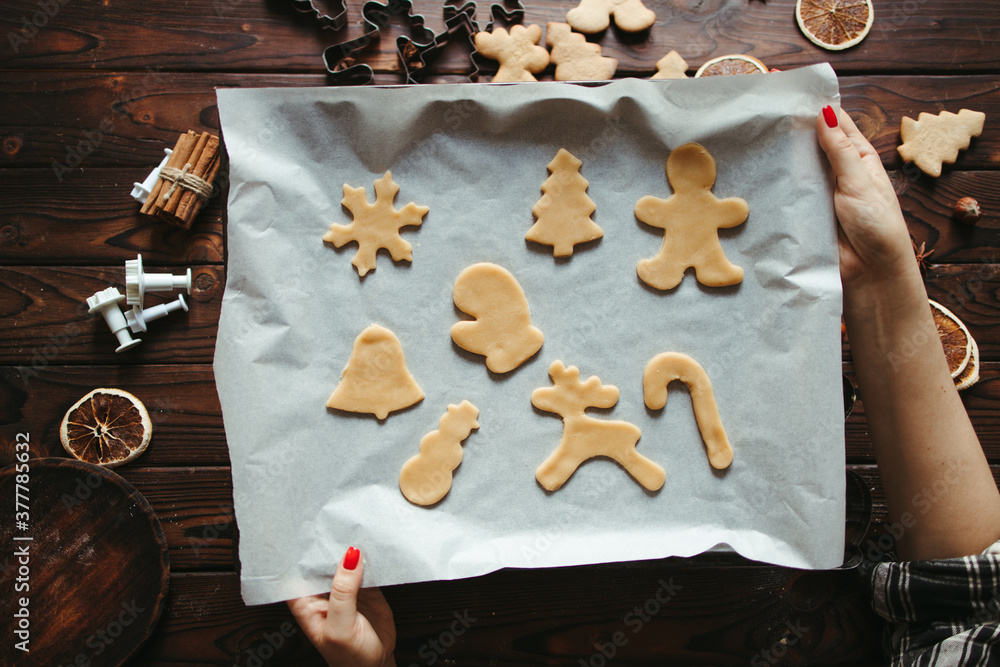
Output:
845 264 1000 560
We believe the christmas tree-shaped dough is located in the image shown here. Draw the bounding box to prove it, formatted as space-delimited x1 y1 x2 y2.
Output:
527 148 603 257
399 401 480 506
451 263 544 374
546 22 617 81
326 324 424 420
534 361 665 491
636 142 748 290
323 171 429 277
897 109 986 178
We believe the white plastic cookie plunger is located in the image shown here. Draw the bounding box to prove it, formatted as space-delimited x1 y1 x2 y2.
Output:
86 287 142 352
125 294 189 334
125 253 193 307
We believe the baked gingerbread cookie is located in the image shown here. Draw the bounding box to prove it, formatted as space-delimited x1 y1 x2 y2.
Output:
651 50 689 80
897 109 986 178
636 142 748 290
534 361 665 492
546 22 617 81
474 25 550 83
643 352 733 469
399 401 480 506
566 0 656 34
451 263 544 374
326 324 424 420
323 171 429 277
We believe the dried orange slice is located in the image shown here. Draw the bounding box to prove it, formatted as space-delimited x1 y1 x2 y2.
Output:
795 0 874 51
929 300 971 379
695 55 768 77
955 335 979 391
60 388 152 467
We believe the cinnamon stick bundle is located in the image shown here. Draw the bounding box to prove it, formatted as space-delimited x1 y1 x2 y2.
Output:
140 130 221 229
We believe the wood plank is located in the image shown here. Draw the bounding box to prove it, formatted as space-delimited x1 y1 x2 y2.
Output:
0 453 990 578
0 264 224 365
5 264 1000 365
1 0 998 75
1 166 996 265
117 467 237 572
0 363 997 464
0 364 228 466
900 170 1000 264
0 169 225 265
131 564 885 666
1 73 998 171
842 75 1000 171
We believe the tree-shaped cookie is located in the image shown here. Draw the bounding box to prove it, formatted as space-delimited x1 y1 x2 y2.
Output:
323 171 429 277
534 361 665 491
451 262 544 374
398 401 480 506
474 25 550 83
643 352 733 469
326 324 424 420
636 142 748 290
897 109 986 178
566 0 656 34
651 50 689 79
527 148 603 257
546 22 617 81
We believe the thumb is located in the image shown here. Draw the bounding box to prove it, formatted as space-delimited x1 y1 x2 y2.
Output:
326 546 363 637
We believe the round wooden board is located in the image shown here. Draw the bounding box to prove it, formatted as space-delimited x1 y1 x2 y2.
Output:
0 457 169 667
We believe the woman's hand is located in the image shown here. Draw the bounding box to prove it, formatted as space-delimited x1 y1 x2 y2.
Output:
287 547 397 667
815 105 918 291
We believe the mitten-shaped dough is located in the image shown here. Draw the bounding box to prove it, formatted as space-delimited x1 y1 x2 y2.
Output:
451 263 544 374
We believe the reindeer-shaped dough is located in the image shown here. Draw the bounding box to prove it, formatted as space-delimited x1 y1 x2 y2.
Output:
533 361 665 491
643 352 732 469
636 142 748 290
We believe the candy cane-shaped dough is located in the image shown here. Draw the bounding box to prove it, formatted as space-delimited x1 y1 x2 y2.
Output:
642 352 733 469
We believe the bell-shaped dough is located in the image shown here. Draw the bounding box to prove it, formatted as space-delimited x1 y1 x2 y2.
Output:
326 324 424 420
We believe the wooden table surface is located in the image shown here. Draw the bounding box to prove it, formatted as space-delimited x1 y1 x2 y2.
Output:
2 0 998 664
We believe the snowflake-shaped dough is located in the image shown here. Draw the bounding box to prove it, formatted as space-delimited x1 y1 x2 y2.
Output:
323 171 429 276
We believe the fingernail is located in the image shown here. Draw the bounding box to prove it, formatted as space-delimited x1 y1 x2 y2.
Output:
823 105 838 128
343 546 360 571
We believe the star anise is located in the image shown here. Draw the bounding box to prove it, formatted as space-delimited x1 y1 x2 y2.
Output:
911 237 934 276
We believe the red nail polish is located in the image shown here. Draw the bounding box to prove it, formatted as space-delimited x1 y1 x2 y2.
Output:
823 105 838 128
343 546 360 570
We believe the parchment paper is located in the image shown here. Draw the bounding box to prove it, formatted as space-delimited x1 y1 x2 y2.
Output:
215 63 844 606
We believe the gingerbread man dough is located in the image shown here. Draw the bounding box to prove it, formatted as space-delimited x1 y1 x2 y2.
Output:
643 352 732 469
636 142 748 290
451 263 544 374
534 361 665 492
474 25 550 83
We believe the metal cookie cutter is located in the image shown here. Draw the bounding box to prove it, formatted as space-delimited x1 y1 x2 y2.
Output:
291 0 349 30
320 0 441 85
291 0 524 84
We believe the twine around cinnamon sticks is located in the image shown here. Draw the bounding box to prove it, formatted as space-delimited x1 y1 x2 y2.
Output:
140 130 221 229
